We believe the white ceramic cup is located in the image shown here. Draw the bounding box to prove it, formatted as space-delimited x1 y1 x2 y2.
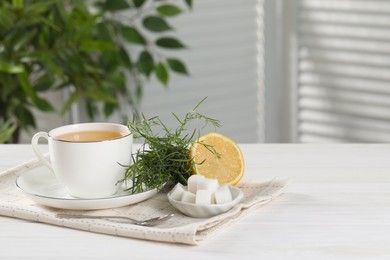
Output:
31 123 132 199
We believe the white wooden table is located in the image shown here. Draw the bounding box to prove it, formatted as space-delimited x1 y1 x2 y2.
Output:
1 144 390 259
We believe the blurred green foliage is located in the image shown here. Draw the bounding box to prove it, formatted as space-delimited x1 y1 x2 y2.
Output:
0 0 190 143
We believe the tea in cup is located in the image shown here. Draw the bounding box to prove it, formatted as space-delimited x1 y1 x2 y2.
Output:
31 123 132 199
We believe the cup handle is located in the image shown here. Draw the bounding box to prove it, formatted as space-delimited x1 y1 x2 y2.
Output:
31 132 53 172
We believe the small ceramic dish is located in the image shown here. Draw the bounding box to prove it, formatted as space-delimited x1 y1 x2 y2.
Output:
167 186 244 218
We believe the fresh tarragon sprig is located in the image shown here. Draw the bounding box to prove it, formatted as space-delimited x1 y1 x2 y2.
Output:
119 97 220 193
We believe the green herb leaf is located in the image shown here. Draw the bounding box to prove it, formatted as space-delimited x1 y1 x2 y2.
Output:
167 58 189 75
155 62 169 86
121 26 146 45
156 37 185 49
143 16 172 32
156 4 182 17
119 98 220 193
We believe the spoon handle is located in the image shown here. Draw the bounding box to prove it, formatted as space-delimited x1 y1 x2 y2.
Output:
55 213 173 226
57 214 140 222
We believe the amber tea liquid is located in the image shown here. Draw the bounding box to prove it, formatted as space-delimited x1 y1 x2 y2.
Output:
56 130 124 142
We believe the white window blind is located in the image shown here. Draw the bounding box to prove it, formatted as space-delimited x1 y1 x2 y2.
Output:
295 0 390 142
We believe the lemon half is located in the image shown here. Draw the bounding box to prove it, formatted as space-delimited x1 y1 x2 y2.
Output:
189 132 244 186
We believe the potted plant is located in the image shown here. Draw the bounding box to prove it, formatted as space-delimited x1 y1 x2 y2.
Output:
0 0 190 143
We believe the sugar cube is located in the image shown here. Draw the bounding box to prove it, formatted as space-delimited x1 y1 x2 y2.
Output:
181 190 196 203
195 190 213 205
214 185 233 204
187 174 205 194
197 178 219 194
170 183 186 201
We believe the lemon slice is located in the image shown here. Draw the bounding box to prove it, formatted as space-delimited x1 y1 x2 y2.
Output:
189 132 244 186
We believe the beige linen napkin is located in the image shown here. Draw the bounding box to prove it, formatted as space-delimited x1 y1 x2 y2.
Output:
0 158 287 245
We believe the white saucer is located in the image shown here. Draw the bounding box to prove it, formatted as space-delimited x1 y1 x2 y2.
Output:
16 166 158 210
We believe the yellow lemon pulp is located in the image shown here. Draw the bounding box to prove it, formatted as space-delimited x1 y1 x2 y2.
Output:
189 132 244 186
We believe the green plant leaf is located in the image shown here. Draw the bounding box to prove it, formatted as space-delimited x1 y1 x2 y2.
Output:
100 49 120 70
33 97 54 112
104 103 116 118
37 16 60 31
24 1 55 16
184 0 193 9
12 0 23 9
0 120 17 143
136 51 154 77
143 16 172 32
38 52 66 81
34 74 54 91
81 41 114 51
85 89 118 104
97 22 114 42
61 89 79 115
15 105 36 128
16 72 54 111
18 72 36 100
0 74 15 98
155 62 169 86
167 58 189 75
135 83 143 103
119 47 133 69
156 37 185 49
0 9 16 28
156 4 182 17
121 26 146 45
13 29 38 51
102 0 130 11
0 61 24 74
133 0 146 8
